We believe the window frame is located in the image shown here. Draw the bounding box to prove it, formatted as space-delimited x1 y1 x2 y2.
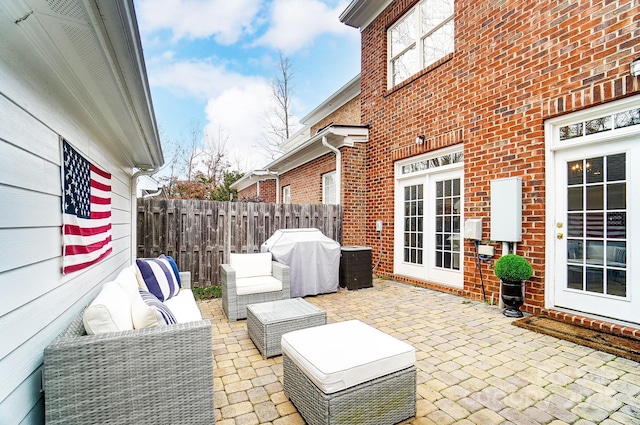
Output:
282 185 291 204
322 171 337 205
387 0 455 88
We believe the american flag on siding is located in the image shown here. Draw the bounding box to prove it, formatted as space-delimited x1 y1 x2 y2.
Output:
62 140 112 274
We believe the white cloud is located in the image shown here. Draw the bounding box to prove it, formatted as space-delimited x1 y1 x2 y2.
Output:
255 0 353 53
204 82 275 169
136 0 262 44
146 54 264 101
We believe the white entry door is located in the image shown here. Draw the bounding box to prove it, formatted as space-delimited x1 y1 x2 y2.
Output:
553 139 639 323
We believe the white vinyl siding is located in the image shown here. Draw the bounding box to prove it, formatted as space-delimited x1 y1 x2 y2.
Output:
0 69 134 424
388 0 454 87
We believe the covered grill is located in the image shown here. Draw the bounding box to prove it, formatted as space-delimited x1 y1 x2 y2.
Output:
261 228 340 297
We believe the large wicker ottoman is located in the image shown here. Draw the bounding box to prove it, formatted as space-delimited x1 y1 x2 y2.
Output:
281 320 416 425
247 298 326 358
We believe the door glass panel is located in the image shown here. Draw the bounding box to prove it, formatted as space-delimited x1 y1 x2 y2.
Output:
585 213 604 237
607 153 625 181
607 183 625 209
435 178 461 270
567 265 583 290
565 154 627 298
586 267 604 293
403 184 424 264
568 187 583 211
607 212 626 239
567 213 583 237
586 157 604 183
586 186 603 210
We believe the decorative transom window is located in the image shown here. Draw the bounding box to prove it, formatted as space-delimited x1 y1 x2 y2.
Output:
388 0 455 88
559 107 640 141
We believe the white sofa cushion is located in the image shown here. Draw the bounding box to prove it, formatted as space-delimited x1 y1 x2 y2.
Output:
281 320 416 394
163 289 203 323
236 276 283 296
83 281 134 335
136 255 180 301
230 252 272 279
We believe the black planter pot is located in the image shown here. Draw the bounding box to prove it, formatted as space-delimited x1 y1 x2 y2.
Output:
501 280 524 317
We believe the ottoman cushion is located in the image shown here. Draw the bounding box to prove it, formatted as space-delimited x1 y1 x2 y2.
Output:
281 320 415 394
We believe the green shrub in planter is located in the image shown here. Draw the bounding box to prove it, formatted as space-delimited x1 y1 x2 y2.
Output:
493 254 533 282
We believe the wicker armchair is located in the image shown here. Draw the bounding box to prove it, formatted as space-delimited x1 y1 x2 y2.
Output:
220 253 291 321
43 272 214 425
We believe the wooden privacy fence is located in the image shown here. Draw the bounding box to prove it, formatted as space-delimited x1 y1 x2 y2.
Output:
137 199 342 287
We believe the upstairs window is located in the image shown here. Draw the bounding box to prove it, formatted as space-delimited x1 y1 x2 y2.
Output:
388 0 454 88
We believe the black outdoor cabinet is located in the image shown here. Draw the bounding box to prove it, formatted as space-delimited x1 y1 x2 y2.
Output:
339 246 373 290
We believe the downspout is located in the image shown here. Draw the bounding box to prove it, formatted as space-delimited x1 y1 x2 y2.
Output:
130 168 158 264
321 135 341 204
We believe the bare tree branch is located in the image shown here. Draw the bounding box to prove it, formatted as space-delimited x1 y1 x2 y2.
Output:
261 51 295 159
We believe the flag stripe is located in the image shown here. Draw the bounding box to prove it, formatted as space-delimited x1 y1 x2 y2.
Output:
63 248 113 274
64 236 113 255
62 139 112 274
64 223 112 237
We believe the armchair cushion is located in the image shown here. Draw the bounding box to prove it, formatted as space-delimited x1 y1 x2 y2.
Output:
83 281 134 335
230 252 272 278
136 255 180 301
236 275 283 296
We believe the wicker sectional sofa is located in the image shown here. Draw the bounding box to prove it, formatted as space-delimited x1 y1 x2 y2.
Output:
43 268 214 425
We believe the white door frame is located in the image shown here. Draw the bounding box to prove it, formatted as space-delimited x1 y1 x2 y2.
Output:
545 94 640 324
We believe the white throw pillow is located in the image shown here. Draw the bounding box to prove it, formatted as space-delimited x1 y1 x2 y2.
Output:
83 281 134 335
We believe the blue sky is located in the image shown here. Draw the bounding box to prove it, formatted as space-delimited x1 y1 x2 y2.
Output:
134 0 361 172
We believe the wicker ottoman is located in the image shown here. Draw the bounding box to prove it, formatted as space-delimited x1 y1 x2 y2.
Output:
247 298 326 358
281 320 416 425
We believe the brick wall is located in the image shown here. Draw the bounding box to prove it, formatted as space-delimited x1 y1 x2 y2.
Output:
259 179 277 203
280 153 336 204
237 184 257 201
360 0 640 312
310 95 361 135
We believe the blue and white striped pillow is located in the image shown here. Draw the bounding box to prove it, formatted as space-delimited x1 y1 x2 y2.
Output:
138 288 177 325
136 255 180 301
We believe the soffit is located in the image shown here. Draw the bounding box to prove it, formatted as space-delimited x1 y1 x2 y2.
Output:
265 125 369 174
339 0 392 30
2 0 162 169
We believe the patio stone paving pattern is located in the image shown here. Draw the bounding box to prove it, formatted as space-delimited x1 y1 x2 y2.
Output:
197 279 640 425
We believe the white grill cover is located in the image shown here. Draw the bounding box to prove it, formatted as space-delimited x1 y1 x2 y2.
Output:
261 228 340 297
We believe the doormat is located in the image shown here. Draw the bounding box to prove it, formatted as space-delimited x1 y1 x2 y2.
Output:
513 315 640 363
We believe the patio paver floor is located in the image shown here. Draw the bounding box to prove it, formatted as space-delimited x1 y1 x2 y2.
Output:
197 279 640 425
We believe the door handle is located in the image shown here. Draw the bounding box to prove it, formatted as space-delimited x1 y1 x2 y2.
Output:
557 232 564 239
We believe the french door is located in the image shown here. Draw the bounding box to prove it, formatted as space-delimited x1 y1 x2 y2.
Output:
395 168 463 288
552 139 639 323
